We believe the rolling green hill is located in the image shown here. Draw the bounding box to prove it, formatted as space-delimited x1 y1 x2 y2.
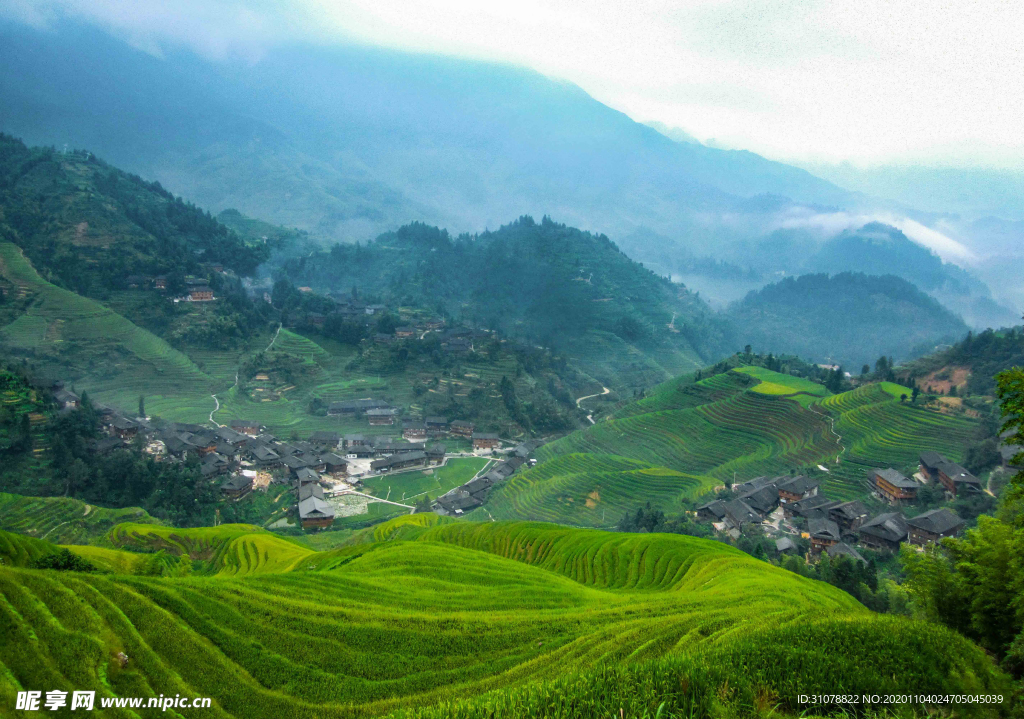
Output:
526 366 975 511
0 492 162 545
0 521 1007 718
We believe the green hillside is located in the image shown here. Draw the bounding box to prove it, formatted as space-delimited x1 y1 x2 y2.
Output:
281 217 726 391
0 241 216 407
727 272 969 369
0 521 1007 718
0 492 162 545
534 366 976 505
479 454 715 528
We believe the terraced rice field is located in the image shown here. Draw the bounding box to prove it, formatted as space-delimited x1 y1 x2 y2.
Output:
481 454 714 527
0 521 1006 718
536 369 976 503
0 492 162 545
0 242 215 411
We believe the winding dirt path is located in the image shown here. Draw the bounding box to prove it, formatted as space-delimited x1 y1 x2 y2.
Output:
576 386 611 425
806 403 845 463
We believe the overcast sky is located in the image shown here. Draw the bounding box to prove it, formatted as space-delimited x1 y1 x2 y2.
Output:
6 0 1023 170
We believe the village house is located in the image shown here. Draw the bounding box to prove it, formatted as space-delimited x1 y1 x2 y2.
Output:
723 499 762 531
425 318 445 330
472 432 501 451
425 416 448 437
826 542 866 564
370 451 428 473
220 474 253 499
776 475 818 503
309 431 342 450
395 326 416 338
215 426 250 446
784 495 838 521
426 443 446 465
249 444 282 469
857 512 909 552
449 420 475 438
366 408 398 426
697 499 728 523
403 421 427 441
737 483 779 516
827 500 869 532
775 537 798 555
871 468 918 504
188 286 215 302
298 496 335 529
919 451 946 483
230 419 262 436
808 518 842 554
153 276 167 290
935 461 983 497
321 453 349 477
53 386 81 410
111 416 139 440
906 508 965 545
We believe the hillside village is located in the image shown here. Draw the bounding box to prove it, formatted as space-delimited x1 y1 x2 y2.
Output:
694 450 998 562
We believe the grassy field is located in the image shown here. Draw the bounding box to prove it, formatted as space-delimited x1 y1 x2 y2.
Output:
476 454 715 528
361 457 490 504
0 520 1007 718
0 492 162 545
535 368 977 503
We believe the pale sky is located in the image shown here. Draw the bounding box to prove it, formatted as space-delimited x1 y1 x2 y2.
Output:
6 0 1024 170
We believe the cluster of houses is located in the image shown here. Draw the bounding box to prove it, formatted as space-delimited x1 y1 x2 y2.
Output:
324 402 501 451
870 453 982 504
124 272 221 303
435 440 543 515
697 466 967 563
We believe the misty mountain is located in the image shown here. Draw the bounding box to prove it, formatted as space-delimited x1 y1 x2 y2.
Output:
728 272 970 369
0 20 857 248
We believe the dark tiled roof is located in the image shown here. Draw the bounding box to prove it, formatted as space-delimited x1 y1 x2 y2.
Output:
827 542 866 563
859 512 909 543
907 508 964 535
808 518 841 542
777 475 818 495
919 451 946 469
873 468 917 489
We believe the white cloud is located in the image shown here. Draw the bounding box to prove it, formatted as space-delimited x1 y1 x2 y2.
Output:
776 208 977 263
4 0 1023 170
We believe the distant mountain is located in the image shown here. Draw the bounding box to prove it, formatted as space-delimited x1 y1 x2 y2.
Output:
727 272 970 368
0 20 857 248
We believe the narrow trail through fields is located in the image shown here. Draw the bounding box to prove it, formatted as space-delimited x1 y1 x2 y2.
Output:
209 367 240 427
40 521 70 540
576 386 610 424
806 403 845 463
265 323 282 352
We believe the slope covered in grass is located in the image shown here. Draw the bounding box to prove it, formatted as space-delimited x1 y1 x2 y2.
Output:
0 520 1007 718
0 242 215 405
480 454 715 528
0 492 162 545
536 368 976 502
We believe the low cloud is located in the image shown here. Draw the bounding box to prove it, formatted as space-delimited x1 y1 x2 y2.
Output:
775 208 977 264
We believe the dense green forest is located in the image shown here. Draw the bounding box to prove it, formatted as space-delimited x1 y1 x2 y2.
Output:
281 217 727 361
0 133 269 295
728 272 969 367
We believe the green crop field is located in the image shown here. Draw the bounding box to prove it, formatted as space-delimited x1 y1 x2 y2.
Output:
0 242 216 413
534 368 977 504
477 454 715 527
0 492 162 545
362 458 490 504
0 520 1007 718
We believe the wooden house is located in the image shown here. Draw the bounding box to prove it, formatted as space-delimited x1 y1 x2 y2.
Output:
871 468 918 504
188 286 215 302
919 451 946 482
808 518 842 554
425 416 448 437
230 419 262 436
936 461 982 497
402 421 427 441
366 408 398 425
449 420 475 438
220 474 253 499
472 432 501 451
776 475 818 503
298 496 335 529
857 512 908 552
907 508 964 545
